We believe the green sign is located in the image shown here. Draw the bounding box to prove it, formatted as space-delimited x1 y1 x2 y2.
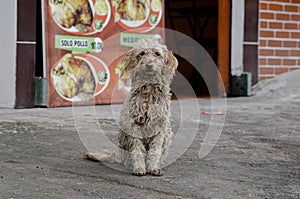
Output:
55 35 103 53
120 33 162 47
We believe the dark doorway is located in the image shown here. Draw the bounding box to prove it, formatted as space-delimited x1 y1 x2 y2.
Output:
166 0 219 97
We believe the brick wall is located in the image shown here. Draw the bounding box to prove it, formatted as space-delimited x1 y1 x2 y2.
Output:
259 0 300 81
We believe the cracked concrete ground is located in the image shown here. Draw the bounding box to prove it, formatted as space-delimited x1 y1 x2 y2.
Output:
1 70 300 198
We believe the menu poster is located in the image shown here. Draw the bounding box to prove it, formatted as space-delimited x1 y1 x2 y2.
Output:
42 0 165 107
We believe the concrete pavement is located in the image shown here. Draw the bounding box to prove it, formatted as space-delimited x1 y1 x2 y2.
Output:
1 70 300 198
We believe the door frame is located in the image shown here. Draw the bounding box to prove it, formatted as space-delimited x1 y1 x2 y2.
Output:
218 0 231 94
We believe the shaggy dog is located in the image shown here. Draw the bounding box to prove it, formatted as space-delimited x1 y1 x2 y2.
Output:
85 38 178 176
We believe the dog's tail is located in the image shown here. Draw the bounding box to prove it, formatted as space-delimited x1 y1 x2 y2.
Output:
84 149 123 164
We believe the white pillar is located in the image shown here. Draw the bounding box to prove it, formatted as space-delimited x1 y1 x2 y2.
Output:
0 0 17 108
231 0 245 76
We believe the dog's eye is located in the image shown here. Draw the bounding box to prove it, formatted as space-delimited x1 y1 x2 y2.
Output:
137 51 146 59
155 52 162 57
139 51 146 57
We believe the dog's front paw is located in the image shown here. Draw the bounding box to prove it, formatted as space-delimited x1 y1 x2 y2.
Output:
149 168 162 176
132 167 146 176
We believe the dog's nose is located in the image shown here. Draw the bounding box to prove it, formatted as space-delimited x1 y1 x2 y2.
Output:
146 63 153 70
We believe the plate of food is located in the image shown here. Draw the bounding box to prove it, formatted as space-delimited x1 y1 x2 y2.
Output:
114 58 131 92
49 0 111 35
112 0 162 31
51 53 110 102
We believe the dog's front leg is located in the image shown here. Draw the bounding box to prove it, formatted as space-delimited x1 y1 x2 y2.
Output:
146 133 164 176
131 138 146 176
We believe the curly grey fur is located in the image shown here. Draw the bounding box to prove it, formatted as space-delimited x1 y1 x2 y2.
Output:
85 38 178 176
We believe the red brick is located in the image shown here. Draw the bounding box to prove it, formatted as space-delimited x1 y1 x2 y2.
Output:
259 67 274 74
277 13 290 20
269 40 282 47
283 59 296 65
259 77 273 81
290 67 300 71
291 32 300 39
260 49 274 56
260 40 267 46
285 5 298 12
260 12 275 19
283 41 297 47
259 58 267 65
260 21 268 28
291 14 300 21
269 22 283 29
275 50 289 56
277 0 290 2
284 23 298 30
290 50 300 56
260 30 274 37
269 4 283 11
291 0 300 4
268 58 282 65
260 3 268 10
275 67 289 75
276 31 290 38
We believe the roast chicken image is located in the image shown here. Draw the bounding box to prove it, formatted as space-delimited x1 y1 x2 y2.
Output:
50 0 93 32
115 0 148 21
51 54 95 100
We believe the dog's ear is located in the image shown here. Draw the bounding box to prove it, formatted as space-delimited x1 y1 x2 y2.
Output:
165 51 178 69
121 49 137 72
